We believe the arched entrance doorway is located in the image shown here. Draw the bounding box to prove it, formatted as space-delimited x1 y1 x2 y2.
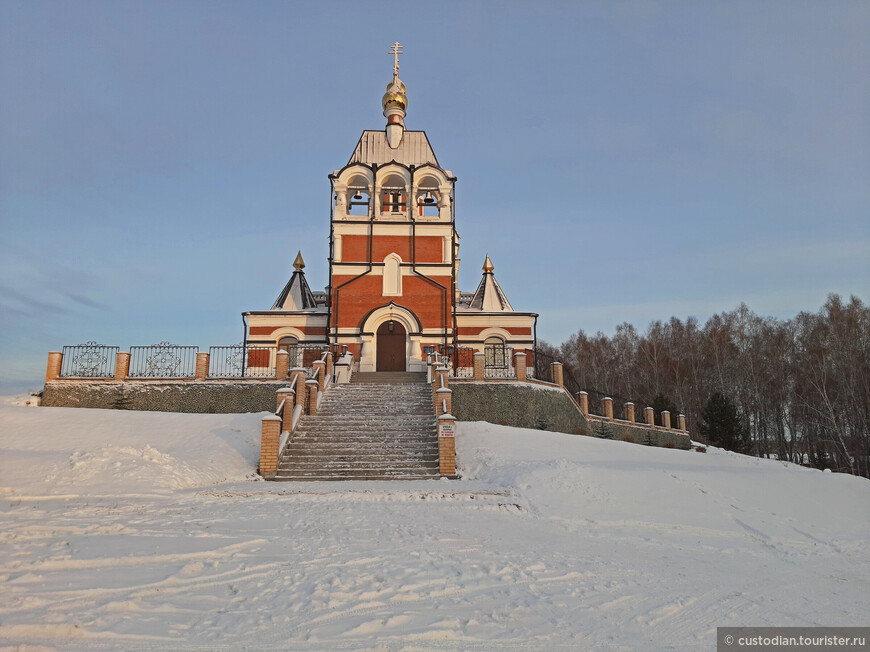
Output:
376 320 406 371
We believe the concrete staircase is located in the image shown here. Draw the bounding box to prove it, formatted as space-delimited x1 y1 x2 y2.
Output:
273 372 440 481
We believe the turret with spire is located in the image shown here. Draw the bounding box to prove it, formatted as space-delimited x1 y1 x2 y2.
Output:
271 251 317 311
469 255 514 312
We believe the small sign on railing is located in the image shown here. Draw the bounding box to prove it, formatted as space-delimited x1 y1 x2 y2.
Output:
438 421 455 437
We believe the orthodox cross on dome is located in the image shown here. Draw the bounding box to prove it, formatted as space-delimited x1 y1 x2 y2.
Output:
389 41 403 78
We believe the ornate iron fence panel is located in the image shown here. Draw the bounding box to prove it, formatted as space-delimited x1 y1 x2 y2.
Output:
448 347 475 378
60 342 118 378
531 348 556 381
208 345 277 378
245 345 278 378
128 342 198 378
485 347 516 379
284 344 330 374
208 345 246 378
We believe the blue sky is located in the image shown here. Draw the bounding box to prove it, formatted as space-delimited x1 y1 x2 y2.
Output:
1 1 868 391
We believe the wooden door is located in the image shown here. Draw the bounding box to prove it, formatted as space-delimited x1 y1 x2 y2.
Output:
376 321 406 371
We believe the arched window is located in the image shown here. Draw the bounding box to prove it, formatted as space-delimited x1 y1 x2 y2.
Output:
278 336 299 367
383 253 402 296
484 336 507 368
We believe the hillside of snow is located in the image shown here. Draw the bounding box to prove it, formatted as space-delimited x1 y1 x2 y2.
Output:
1 398 868 650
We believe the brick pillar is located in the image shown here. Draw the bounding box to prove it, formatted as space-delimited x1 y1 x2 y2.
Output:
602 397 613 420
325 351 333 380
306 379 319 415
114 352 131 381
436 387 452 416
578 391 589 416
275 350 290 381
678 413 687 431
276 386 294 413
513 352 527 381
259 415 282 476
550 361 563 388
624 402 635 423
46 351 63 382
662 410 671 430
312 360 326 391
473 352 485 381
194 352 209 380
437 413 456 477
644 406 655 426
290 368 307 411
275 387 296 422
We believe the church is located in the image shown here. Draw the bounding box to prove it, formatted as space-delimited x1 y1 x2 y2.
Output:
242 44 538 373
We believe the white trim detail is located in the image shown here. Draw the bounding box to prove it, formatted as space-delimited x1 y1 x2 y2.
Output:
382 253 403 297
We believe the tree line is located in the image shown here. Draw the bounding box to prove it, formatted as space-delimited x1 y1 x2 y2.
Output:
543 294 870 478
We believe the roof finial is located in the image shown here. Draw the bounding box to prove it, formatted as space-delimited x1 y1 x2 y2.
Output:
389 41 403 79
293 251 305 271
382 42 407 148
483 254 494 272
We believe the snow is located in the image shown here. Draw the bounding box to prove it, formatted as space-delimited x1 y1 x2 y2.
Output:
1 398 869 650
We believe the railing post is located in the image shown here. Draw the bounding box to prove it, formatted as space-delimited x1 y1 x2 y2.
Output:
431 363 444 392
275 350 290 380
662 410 671 430
644 406 655 426
578 391 589 416
290 368 307 411
624 402 635 423
195 352 209 380
473 352 486 381
46 351 63 382
436 387 452 416
678 413 687 432
259 415 282 476
306 379 319 415
513 352 527 381
550 361 563 388
115 352 131 381
312 360 326 391
437 413 456 477
275 387 295 430
602 396 613 421
325 351 334 380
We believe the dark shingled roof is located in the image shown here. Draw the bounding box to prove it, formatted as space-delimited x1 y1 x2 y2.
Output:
271 270 317 311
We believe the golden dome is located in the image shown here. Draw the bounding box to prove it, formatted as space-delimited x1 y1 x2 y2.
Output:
382 75 407 113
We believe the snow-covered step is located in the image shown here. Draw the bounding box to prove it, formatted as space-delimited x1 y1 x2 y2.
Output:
272 379 441 481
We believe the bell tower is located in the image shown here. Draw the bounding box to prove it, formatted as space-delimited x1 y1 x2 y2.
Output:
327 43 459 372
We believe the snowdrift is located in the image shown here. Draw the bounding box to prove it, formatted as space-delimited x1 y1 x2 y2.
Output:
1 399 868 650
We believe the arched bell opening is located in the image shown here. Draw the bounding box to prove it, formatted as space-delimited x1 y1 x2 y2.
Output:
416 174 441 218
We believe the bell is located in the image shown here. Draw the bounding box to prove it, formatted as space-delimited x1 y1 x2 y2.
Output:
352 190 363 201
423 191 436 205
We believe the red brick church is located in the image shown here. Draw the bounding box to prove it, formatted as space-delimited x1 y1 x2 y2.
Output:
243 44 537 373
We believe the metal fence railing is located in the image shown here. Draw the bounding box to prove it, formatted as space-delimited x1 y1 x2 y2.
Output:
60 342 118 378
484 347 516 379
208 345 278 379
284 344 330 374
128 342 198 378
